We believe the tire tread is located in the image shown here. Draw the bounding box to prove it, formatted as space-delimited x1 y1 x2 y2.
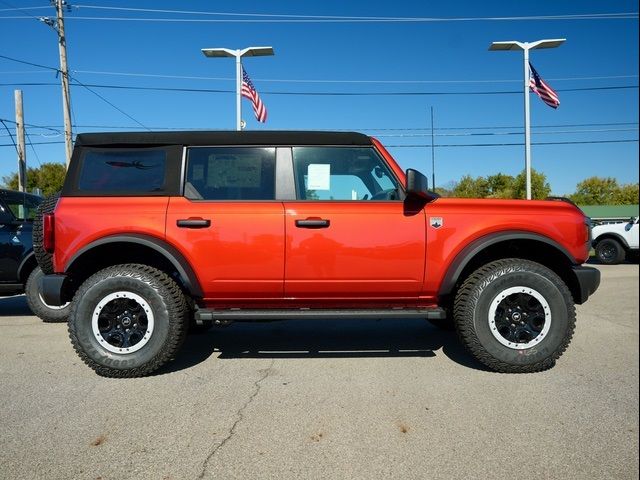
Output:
68 263 188 378
453 258 576 373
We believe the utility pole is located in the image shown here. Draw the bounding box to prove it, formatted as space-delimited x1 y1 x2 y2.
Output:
14 90 27 193
55 0 73 167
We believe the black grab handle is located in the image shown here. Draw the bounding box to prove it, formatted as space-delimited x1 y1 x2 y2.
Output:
177 218 211 228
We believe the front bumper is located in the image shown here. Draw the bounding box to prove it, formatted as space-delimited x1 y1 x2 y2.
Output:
39 274 68 306
572 265 601 304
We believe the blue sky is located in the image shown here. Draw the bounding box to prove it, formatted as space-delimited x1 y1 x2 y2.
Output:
0 0 638 195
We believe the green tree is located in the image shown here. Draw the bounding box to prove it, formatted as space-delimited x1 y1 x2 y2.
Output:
486 173 515 198
512 169 551 200
2 163 66 196
613 183 639 205
568 177 621 205
452 174 490 198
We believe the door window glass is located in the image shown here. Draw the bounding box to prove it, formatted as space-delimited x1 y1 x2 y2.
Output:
292 147 400 201
185 147 276 200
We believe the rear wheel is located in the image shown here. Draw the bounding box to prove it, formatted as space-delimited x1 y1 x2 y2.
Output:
25 266 71 323
68 264 188 377
595 238 625 265
453 259 575 373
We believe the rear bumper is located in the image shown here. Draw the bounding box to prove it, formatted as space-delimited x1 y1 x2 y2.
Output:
39 274 68 306
572 265 600 304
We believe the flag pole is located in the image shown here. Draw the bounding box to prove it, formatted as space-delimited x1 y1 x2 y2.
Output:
523 45 532 200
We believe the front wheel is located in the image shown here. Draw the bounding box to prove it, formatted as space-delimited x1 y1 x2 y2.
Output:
595 238 625 265
68 264 188 378
453 259 575 373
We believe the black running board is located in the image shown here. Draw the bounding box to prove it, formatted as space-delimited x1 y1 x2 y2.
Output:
195 307 446 324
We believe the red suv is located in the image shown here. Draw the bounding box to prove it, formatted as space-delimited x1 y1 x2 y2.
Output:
36 131 600 377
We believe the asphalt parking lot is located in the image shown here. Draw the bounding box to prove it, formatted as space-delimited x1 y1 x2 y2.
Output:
1 263 638 480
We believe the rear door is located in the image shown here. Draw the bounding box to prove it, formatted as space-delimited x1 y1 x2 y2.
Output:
283 146 426 301
166 146 285 301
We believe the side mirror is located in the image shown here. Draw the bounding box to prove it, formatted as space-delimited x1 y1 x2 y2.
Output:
405 168 438 201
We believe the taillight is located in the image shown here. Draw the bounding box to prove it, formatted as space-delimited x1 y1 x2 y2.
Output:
43 213 55 253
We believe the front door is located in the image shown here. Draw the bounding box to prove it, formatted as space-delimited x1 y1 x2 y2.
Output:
166 146 284 302
283 146 426 302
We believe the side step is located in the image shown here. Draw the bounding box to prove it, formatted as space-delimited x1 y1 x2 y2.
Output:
195 307 446 324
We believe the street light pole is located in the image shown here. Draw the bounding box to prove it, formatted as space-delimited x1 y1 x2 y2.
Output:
235 51 242 131
489 38 565 199
523 47 531 200
201 46 274 131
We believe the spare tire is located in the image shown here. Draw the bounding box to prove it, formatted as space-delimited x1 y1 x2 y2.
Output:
33 192 60 274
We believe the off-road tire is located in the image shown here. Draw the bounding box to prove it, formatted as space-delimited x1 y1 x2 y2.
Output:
68 264 188 378
595 238 625 265
33 192 60 275
453 259 575 373
25 266 71 323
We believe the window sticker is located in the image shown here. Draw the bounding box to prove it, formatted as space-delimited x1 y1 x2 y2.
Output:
192 164 204 181
207 155 262 188
307 164 330 190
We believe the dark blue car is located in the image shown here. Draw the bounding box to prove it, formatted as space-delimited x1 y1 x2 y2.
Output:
0 189 70 322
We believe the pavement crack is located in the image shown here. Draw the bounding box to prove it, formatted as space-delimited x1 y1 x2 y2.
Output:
197 359 275 479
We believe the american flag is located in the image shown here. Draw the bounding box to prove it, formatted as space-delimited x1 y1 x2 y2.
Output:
529 62 560 109
241 68 267 123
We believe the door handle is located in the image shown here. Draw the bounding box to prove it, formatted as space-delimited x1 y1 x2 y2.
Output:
295 218 330 228
177 218 211 228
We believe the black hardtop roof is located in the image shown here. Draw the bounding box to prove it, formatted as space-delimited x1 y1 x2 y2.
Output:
74 130 373 147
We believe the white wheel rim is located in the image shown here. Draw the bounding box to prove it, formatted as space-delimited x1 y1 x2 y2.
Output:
91 291 155 354
488 286 552 350
38 293 70 310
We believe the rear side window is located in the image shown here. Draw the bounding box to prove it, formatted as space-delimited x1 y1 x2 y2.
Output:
185 147 276 200
0 192 42 220
77 149 167 193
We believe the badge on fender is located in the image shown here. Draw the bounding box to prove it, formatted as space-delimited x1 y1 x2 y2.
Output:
430 217 443 229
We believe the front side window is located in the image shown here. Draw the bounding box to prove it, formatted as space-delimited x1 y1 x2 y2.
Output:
292 147 401 201
185 147 276 200
78 148 167 193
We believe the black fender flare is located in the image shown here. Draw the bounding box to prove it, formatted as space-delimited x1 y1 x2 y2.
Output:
592 232 629 249
66 234 203 297
438 231 576 297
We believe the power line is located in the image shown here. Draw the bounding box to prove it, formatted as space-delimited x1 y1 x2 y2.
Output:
0 54 149 130
0 81 637 96
70 5 637 22
2 54 637 86
2 67 636 84
0 0 46 21
385 139 638 147
0 53 59 72
0 118 19 155
375 127 638 137
3 10 635 23
68 69 640 84
0 118 62 134
68 77 150 130
10 121 636 133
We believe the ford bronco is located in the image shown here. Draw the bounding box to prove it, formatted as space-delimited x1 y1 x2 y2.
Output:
35 131 600 377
